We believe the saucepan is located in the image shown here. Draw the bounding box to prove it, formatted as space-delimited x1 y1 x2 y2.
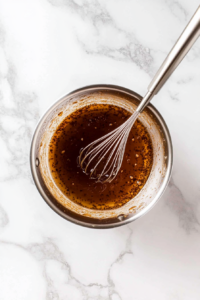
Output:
30 84 172 228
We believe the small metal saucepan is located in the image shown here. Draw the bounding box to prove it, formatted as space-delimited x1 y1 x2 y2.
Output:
30 85 173 228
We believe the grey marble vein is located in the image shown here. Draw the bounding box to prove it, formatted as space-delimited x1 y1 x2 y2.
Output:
47 0 112 24
28 239 108 299
0 23 40 182
47 0 154 75
78 36 154 74
107 227 133 300
166 178 200 233
177 77 193 84
165 0 188 22
0 227 134 300
0 204 9 229
169 90 180 101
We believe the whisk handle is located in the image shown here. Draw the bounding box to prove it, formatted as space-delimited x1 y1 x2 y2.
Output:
136 5 200 113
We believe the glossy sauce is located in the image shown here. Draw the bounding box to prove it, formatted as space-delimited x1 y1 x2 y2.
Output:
48 104 153 210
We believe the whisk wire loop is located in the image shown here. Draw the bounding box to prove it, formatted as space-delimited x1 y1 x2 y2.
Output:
79 111 139 182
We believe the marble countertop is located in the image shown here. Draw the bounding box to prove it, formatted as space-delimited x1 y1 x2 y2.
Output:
0 0 200 299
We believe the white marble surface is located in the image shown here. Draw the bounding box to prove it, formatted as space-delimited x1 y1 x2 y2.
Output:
0 0 200 299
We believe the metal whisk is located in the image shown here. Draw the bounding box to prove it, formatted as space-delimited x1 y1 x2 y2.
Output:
79 6 200 183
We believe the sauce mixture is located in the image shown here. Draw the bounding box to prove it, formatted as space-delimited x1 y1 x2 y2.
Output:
48 104 153 210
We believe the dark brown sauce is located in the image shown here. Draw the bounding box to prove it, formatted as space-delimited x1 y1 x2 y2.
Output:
48 104 153 210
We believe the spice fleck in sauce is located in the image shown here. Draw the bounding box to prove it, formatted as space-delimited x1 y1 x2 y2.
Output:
48 104 153 210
